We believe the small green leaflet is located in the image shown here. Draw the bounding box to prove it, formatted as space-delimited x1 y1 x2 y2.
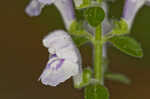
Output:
109 36 143 58
69 20 88 36
69 20 93 47
105 72 131 84
111 18 129 35
84 7 105 27
72 35 89 47
85 84 109 99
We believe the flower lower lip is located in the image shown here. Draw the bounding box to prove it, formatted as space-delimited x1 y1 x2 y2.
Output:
56 59 65 70
46 59 57 69
46 57 65 70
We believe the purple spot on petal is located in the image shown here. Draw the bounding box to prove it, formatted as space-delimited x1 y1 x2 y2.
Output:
45 59 57 69
50 54 57 59
56 59 65 70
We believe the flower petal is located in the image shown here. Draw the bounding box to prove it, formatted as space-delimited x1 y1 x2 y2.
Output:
41 30 82 86
42 30 71 48
56 44 80 63
43 30 81 63
25 0 45 16
54 0 75 29
39 58 79 86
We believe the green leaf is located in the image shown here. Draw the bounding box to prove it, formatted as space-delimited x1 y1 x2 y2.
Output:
85 84 109 99
84 7 105 27
69 20 88 36
105 72 131 84
111 18 129 35
69 20 93 46
109 36 143 57
72 35 89 47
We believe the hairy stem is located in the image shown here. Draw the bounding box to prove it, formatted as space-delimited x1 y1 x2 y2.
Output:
94 25 103 84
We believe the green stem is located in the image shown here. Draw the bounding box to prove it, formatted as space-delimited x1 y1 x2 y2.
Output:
94 25 103 84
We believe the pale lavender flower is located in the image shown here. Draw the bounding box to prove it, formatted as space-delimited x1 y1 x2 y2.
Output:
25 0 83 86
39 30 82 86
122 0 150 29
25 0 75 29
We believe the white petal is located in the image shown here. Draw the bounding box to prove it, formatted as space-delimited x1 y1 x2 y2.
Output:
56 44 80 63
42 30 71 48
39 58 79 86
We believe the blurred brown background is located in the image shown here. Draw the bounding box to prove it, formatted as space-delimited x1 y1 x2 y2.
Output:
0 0 150 99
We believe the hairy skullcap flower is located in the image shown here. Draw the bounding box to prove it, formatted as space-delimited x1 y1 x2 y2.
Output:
39 30 82 86
25 0 75 29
